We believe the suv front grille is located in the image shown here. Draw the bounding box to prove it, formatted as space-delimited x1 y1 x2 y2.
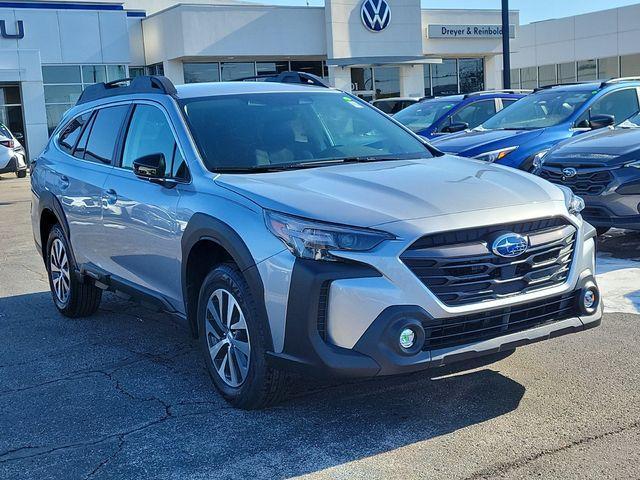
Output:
422 292 579 350
401 219 576 306
539 167 614 196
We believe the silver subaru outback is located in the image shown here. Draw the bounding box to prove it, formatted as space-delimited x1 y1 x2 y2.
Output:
31 76 601 409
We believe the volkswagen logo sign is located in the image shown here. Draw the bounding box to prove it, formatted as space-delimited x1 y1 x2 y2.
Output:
361 0 391 32
562 167 578 178
492 233 529 258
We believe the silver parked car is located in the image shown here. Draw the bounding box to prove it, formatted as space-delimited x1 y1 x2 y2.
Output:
31 76 602 409
0 123 27 178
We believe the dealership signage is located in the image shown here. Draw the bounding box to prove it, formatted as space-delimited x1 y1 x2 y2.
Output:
360 0 391 32
0 20 24 39
428 24 515 39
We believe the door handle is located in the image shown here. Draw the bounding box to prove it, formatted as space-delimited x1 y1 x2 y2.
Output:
59 175 69 190
105 189 118 205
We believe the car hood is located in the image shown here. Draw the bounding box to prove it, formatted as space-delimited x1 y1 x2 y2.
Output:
215 157 562 228
430 129 545 156
544 127 640 165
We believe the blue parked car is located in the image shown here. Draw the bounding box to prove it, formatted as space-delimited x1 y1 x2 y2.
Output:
393 90 528 139
430 79 640 171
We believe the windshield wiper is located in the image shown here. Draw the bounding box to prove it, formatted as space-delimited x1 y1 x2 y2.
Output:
213 156 408 173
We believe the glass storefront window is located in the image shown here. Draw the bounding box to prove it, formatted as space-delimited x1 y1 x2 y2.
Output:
351 67 374 94
520 67 537 89
220 62 255 81
432 59 458 96
82 65 107 84
598 57 619 79
44 85 83 104
577 59 597 81
538 64 556 87
184 63 220 83
257 61 290 76
373 66 400 99
620 54 640 77
509 69 521 88
129 67 145 78
458 58 484 93
0 86 25 144
290 61 323 77
558 62 576 84
42 65 82 84
148 63 164 76
106 65 127 81
423 64 431 96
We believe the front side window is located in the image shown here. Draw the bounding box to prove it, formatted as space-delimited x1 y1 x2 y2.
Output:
394 99 459 133
82 105 129 164
481 90 595 130
181 92 430 172
122 104 186 178
586 89 640 125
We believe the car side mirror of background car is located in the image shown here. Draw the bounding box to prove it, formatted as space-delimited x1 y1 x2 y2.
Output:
588 114 615 129
442 122 469 133
133 153 166 182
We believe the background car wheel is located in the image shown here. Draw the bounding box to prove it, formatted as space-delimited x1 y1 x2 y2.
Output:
46 224 102 317
596 227 611 237
16 169 26 178
198 263 287 409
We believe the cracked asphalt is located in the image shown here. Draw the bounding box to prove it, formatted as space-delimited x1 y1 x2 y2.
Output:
1 175 639 480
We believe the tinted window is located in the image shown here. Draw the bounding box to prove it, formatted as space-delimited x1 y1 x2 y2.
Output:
501 99 518 108
122 104 185 178
83 105 128 164
58 113 91 154
449 100 496 129
588 89 639 125
181 92 429 172
73 114 94 159
393 99 460 133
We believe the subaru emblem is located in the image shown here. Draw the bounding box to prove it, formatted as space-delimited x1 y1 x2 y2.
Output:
360 0 391 32
492 233 529 258
562 167 577 178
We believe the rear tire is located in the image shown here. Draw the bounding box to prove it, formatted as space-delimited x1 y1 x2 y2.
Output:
16 169 26 178
46 224 102 317
596 227 611 237
198 263 287 409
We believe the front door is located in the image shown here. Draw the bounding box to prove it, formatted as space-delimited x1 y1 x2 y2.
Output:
101 102 188 307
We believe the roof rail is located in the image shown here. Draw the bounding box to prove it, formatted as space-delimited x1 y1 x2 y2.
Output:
234 71 330 88
463 89 532 98
600 76 640 87
532 81 588 92
76 75 177 105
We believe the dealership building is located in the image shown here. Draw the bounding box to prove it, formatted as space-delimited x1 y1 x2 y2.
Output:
3 0 640 158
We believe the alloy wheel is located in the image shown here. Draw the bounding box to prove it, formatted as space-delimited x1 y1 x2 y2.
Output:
205 288 251 387
50 238 70 305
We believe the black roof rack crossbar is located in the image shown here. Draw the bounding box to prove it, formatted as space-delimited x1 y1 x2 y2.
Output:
463 88 532 98
234 71 330 88
76 75 177 105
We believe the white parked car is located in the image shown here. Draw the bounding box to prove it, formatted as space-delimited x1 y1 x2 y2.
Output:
0 123 27 178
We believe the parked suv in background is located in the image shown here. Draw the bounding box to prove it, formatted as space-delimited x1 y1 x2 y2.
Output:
535 110 640 235
31 76 601 409
0 123 27 178
371 97 420 114
431 79 640 170
393 90 528 139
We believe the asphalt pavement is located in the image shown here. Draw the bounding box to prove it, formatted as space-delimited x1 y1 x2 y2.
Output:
0 175 639 480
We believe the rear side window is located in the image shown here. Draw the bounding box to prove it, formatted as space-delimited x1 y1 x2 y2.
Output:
82 105 129 164
501 99 518 108
58 113 91 154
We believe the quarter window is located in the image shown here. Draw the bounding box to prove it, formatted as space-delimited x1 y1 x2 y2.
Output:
122 104 186 178
82 105 129 164
58 112 91 154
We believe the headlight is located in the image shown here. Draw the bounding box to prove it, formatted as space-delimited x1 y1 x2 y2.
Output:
557 185 585 216
265 210 394 261
473 146 518 163
624 160 640 169
532 149 550 170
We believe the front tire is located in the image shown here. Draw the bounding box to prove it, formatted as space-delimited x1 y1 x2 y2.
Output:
46 224 102 317
596 227 611 237
16 169 26 178
198 263 287 409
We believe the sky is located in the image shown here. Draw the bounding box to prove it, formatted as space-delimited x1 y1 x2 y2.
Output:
253 0 640 25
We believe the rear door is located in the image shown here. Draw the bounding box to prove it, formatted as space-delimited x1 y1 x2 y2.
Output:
100 101 189 307
48 104 129 268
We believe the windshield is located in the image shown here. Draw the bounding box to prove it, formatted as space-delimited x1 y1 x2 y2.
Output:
181 91 431 172
480 90 595 130
618 110 640 128
393 99 459 132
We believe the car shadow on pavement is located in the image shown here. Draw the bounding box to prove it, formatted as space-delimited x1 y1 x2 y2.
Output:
0 291 525 479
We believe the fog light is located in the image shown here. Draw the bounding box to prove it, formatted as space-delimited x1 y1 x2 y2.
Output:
583 290 596 310
399 328 416 349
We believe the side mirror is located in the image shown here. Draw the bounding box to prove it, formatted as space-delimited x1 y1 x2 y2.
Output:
589 114 615 129
133 153 166 181
442 122 469 133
